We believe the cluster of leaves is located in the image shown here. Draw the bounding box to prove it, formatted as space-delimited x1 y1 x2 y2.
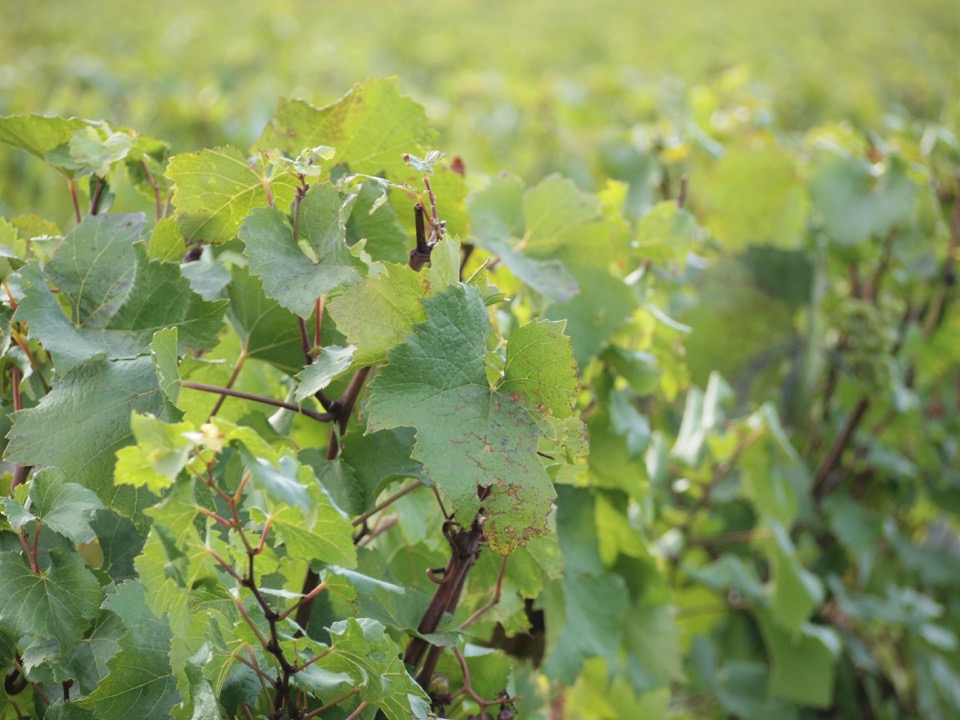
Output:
1 77 960 720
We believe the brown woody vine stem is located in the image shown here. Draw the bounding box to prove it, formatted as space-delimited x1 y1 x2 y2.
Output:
812 397 871 502
207 350 247 420
294 363 373 632
182 381 333 422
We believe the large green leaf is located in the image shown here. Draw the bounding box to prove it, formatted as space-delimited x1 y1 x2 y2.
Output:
239 181 365 317
5 355 175 506
0 114 91 166
15 214 226 372
810 153 917 247
20 469 104 544
78 580 180 720
471 174 635 364
316 618 428 720
255 78 434 181
366 284 576 553
226 265 306 374
759 614 841 709
165 146 298 244
0 549 102 647
327 261 430 366
701 148 808 249
542 487 629 683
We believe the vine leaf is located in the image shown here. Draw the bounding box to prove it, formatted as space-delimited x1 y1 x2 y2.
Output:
239 181 365 318
501 319 578 420
255 78 434 181
5 355 176 509
0 114 91 173
0 469 104 544
226 266 308 374
114 413 197 493
165 146 298 245
317 618 429 720
366 284 577 553
294 345 355 402
327 262 430 366
810 153 917 247
0 549 103 648
471 175 635 364
327 239 460 366
542 487 628 684
78 580 180 720
15 214 226 373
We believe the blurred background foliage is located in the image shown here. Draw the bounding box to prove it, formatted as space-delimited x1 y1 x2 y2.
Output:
2 0 958 219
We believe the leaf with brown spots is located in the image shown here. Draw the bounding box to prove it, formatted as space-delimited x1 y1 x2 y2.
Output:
365 284 579 554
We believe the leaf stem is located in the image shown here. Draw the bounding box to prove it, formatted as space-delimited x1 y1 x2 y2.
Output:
207 350 247 420
344 701 369 720
812 397 871 502
10 329 51 393
182 381 333 423
279 580 328 623
139 159 164 221
302 687 360 720
297 364 374 632
89 177 107 215
351 481 422 528
67 179 81 224
458 554 508 629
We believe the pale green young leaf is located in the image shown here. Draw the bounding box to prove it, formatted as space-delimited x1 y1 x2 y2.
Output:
165 146 297 244
366 284 563 553
633 201 701 266
426 235 461 293
114 413 196 493
294 345 355 402
702 148 808 249
239 182 364 317
270 475 357 568
0 114 91 163
235 445 311 512
0 549 102 647
471 174 634 362
483 237 579 302
69 125 133 177
327 262 429 365
151 328 181 406
255 78 434 181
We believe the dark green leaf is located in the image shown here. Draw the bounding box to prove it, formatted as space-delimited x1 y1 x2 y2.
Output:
0 549 102 647
240 182 365 317
78 580 180 719
6 355 174 506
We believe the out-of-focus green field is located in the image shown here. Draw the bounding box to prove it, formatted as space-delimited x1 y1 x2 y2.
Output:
2 0 957 198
